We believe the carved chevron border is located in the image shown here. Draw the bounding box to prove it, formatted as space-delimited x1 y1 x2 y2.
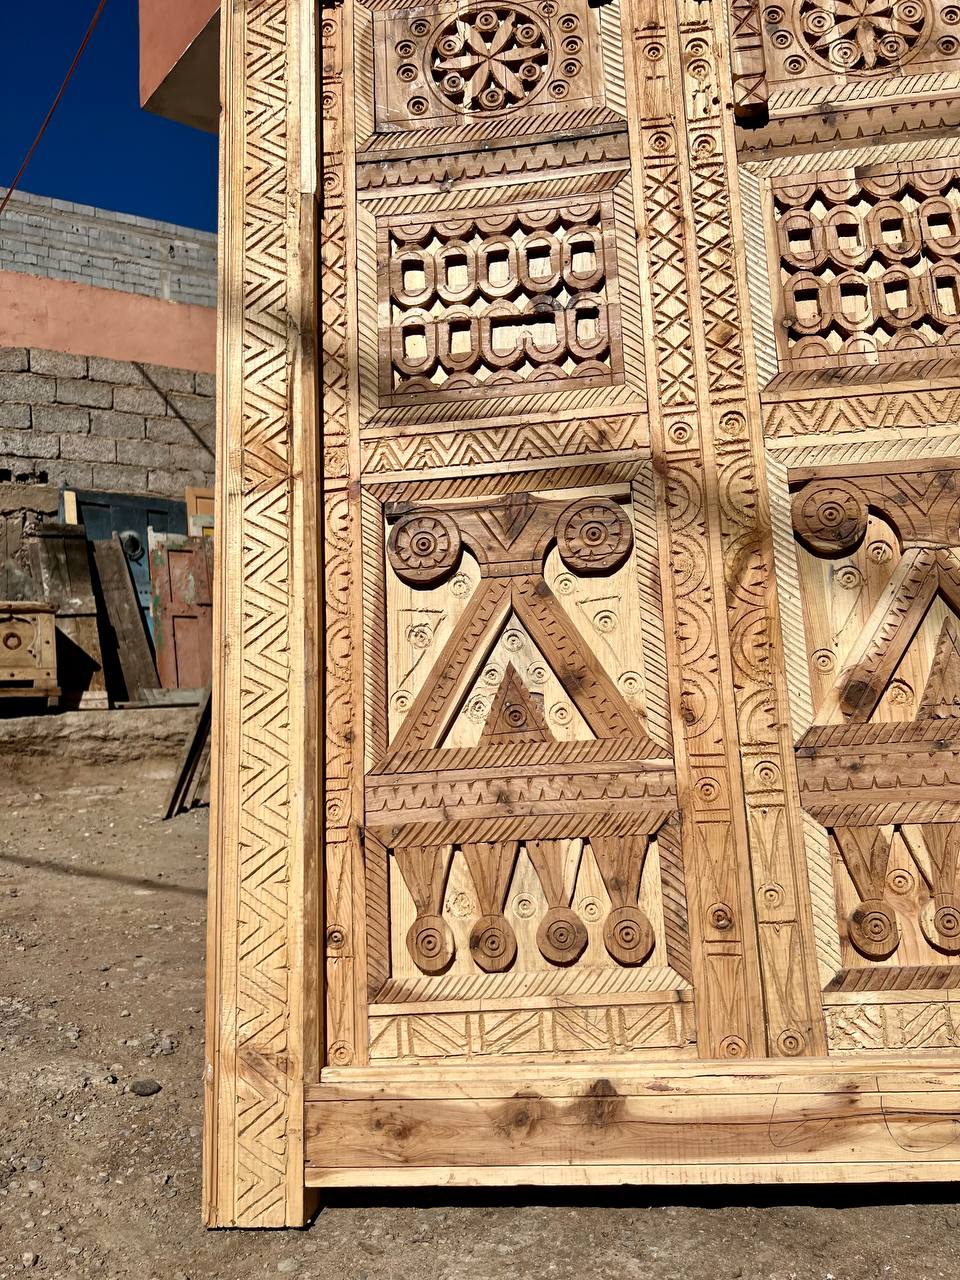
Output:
205 0 319 1228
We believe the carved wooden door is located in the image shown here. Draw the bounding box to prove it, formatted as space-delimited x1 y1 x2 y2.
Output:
204 0 960 1225
311 0 960 1174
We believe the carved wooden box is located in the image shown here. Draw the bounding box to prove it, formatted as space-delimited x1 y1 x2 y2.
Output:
0 602 58 707
205 0 960 1226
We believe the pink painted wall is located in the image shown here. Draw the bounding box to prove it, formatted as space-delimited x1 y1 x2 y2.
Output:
139 0 219 107
0 272 216 373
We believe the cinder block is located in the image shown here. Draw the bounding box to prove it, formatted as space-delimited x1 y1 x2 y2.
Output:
32 404 90 434
92 462 149 494
147 467 210 496
167 391 214 425
194 372 215 396
0 372 57 404
113 384 168 416
89 409 146 440
140 363 195 394
29 349 88 378
87 356 140 384
60 433 116 463
56 378 113 409
44 460 95 489
0 349 28 373
117 437 170 468
168 444 215 474
145 415 213 452
0 428 60 460
0 403 32 430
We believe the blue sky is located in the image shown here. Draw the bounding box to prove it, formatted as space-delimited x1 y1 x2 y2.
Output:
0 1 217 230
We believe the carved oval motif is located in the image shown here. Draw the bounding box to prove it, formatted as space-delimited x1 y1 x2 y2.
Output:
407 914 456 974
388 511 462 585
556 497 633 573
469 914 518 972
848 898 900 961
921 894 960 954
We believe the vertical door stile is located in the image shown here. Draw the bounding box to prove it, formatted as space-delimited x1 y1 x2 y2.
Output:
620 0 827 1056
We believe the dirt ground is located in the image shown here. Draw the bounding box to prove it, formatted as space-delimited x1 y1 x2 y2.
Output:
2 756 960 1280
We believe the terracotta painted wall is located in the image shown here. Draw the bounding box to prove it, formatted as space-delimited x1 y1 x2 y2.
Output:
0 272 215 374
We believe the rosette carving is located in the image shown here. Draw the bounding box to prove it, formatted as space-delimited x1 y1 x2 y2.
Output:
791 480 868 555
556 497 634 574
388 511 462 585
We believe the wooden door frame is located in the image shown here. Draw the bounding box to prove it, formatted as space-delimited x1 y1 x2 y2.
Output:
204 0 960 1230
204 0 321 1228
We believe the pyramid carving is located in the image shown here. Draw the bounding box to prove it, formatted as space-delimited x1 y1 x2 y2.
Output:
479 663 551 746
918 616 960 719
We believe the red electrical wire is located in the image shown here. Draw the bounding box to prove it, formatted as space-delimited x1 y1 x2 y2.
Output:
0 0 109 220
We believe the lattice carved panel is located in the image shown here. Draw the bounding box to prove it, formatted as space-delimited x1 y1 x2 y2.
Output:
379 195 621 404
357 168 647 463
767 162 960 377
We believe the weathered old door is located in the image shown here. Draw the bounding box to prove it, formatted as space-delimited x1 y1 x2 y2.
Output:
205 0 960 1227
150 534 213 689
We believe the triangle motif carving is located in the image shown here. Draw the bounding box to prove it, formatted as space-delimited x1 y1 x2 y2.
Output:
918 616 960 720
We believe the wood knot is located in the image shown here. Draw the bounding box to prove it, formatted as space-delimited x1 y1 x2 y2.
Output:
574 1078 624 1129
494 1091 545 1140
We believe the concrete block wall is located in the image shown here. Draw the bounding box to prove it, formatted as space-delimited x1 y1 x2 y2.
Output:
0 188 216 308
0 347 214 498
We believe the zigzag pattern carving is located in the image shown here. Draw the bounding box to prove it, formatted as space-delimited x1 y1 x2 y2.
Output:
234 0 293 1229
361 415 646 474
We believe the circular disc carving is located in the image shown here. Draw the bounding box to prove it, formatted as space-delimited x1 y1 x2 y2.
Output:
388 511 462 585
848 898 900 961
791 481 868 555
603 905 655 966
407 914 455 974
556 498 633 574
426 5 552 115
921 894 960 954
537 907 588 965
798 0 927 73
469 913 518 972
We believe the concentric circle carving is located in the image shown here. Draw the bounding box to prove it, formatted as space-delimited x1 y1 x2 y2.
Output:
388 511 462 585
848 898 900 960
556 497 633 573
407 913 456 974
921 894 960 954
537 906 588 965
426 5 552 114
791 480 868 555
603 905 655 966
469 913 518 971
797 0 928 73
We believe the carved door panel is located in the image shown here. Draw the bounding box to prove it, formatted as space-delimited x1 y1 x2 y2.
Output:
319 0 826 1082
741 147 960 1057
776 459 960 1049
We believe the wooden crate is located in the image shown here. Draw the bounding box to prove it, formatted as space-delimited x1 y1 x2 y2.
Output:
204 0 960 1227
0 601 58 708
